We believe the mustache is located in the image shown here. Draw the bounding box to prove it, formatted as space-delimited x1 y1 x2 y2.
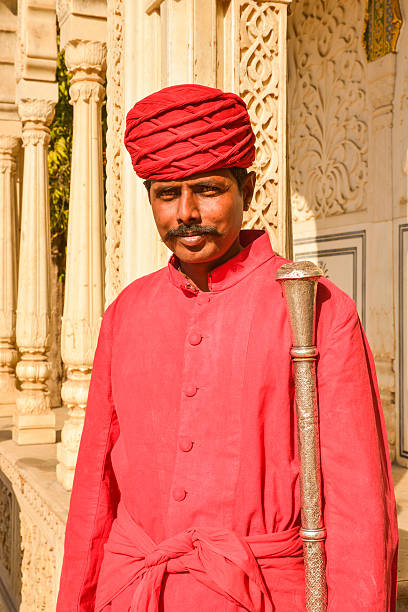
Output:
165 225 219 240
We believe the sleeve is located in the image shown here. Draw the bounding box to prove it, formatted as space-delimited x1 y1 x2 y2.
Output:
317 295 398 611
57 304 120 611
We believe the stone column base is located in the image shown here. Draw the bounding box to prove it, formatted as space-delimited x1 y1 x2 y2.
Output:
13 413 56 445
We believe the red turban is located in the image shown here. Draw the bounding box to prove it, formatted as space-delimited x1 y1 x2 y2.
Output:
124 84 255 180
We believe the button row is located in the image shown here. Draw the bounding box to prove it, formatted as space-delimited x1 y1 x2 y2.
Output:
175 324 205 504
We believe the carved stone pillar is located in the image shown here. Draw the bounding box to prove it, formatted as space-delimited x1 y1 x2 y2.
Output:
14 90 58 445
0 137 19 416
366 53 397 460
56 41 106 490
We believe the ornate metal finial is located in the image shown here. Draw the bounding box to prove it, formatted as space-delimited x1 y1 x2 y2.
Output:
276 261 323 281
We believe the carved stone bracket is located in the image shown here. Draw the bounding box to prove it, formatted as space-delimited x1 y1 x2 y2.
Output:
57 2 107 49
65 40 107 78
16 99 55 127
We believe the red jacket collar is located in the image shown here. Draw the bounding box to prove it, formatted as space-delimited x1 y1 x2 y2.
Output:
167 229 275 293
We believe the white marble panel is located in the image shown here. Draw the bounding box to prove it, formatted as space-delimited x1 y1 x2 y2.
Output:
293 230 366 325
398 223 408 460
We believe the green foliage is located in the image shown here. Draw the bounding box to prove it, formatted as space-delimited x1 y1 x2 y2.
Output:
48 36 72 281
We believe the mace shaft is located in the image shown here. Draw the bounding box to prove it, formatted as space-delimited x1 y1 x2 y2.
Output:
276 261 327 612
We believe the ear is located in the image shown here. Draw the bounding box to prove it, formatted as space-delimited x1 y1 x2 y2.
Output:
242 171 256 211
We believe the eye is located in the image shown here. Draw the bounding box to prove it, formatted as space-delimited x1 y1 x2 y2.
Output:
196 184 221 195
157 188 179 200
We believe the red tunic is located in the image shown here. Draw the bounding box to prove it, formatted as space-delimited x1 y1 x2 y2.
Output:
57 230 398 611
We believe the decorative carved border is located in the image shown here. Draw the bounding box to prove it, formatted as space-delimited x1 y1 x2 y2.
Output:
0 472 19 611
240 1 281 237
0 449 66 610
105 0 125 306
0 452 65 540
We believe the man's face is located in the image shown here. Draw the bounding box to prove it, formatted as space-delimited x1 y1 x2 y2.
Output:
148 169 255 264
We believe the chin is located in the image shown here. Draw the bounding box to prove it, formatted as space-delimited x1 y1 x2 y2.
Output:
177 252 212 264
176 247 219 264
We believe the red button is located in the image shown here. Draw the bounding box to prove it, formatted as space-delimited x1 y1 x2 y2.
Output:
197 295 210 305
173 487 186 502
179 437 193 452
185 384 197 397
189 332 202 345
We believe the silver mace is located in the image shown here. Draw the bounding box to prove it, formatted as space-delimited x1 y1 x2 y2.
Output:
276 261 327 612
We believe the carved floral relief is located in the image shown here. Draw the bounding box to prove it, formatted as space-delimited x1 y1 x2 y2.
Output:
288 0 369 221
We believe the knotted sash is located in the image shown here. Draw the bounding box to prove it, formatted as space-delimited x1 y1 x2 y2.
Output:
95 504 303 611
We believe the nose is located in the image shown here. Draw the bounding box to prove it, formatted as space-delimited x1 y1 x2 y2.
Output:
176 186 201 225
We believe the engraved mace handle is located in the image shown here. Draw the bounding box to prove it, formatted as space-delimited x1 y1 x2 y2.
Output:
276 261 327 612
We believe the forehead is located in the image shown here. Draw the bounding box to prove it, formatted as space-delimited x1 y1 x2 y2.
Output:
150 168 233 189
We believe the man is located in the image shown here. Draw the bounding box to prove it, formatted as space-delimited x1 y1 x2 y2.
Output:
57 84 398 611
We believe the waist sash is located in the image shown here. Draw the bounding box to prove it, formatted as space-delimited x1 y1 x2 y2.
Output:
95 503 303 612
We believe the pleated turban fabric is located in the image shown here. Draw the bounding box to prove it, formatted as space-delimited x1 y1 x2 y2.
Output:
124 84 256 180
